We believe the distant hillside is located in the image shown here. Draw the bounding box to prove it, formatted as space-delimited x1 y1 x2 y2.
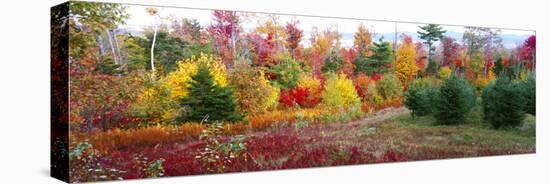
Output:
340 31 531 48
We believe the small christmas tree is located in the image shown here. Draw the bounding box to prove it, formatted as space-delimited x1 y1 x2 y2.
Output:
482 76 526 129
178 62 242 123
435 75 475 125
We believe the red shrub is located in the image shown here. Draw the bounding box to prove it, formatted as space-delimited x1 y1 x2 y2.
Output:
371 73 382 82
279 87 321 108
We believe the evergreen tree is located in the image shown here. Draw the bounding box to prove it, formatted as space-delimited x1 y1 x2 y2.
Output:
404 78 438 118
417 24 446 70
322 50 344 73
482 76 526 129
435 75 476 125
426 59 439 76
354 37 393 75
178 63 242 123
522 73 536 115
492 57 505 76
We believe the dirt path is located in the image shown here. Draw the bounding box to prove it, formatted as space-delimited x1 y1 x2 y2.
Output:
173 106 410 151
349 106 409 126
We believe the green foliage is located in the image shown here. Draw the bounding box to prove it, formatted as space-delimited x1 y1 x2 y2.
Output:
417 24 446 61
434 75 476 125
68 1 129 59
376 74 403 100
178 63 242 123
123 36 149 71
492 57 505 76
321 50 344 73
426 60 438 76
270 58 303 89
145 159 165 178
404 78 439 118
140 31 188 74
354 37 393 75
521 74 536 115
482 76 526 129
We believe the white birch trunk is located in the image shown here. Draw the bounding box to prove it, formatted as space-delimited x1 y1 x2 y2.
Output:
150 24 158 72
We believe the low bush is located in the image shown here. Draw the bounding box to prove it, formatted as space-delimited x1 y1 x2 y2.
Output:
297 74 323 100
353 74 377 101
83 124 203 151
230 65 279 115
321 73 361 108
279 86 321 108
376 74 403 101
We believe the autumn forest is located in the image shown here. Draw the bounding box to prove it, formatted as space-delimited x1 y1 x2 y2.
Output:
51 2 536 182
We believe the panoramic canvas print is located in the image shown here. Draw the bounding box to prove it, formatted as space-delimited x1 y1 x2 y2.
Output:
51 1 536 183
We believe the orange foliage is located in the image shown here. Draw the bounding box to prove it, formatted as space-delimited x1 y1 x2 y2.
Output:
76 124 204 151
76 100 403 151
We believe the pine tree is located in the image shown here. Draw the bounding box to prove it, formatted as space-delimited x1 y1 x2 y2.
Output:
322 50 344 73
178 63 242 123
354 37 392 75
417 24 446 69
522 73 536 115
426 60 439 76
482 76 526 129
492 58 506 76
404 78 438 118
435 75 476 125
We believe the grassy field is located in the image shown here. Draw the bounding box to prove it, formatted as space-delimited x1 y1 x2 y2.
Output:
94 104 535 178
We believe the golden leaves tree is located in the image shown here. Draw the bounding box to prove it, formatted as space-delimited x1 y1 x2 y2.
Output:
395 36 418 89
353 23 372 56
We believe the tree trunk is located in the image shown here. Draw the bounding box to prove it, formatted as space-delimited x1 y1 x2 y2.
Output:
96 35 105 57
112 29 123 68
105 28 118 66
151 24 158 72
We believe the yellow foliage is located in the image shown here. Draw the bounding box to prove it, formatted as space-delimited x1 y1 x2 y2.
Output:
438 67 452 79
133 54 227 125
321 73 360 107
395 39 417 88
474 70 496 92
162 53 227 100
260 71 280 111
297 74 322 99
354 23 372 56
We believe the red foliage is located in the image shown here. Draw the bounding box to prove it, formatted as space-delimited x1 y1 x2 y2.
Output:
279 87 321 108
502 56 510 68
207 10 240 67
382 149 402 162
250 33 277 67
484 48 494 74
415 42 427 70
279 88 295 108
370 73 382 82
340 48 358 78
442 37 460 67
285 22 303 59
520 35 536 69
